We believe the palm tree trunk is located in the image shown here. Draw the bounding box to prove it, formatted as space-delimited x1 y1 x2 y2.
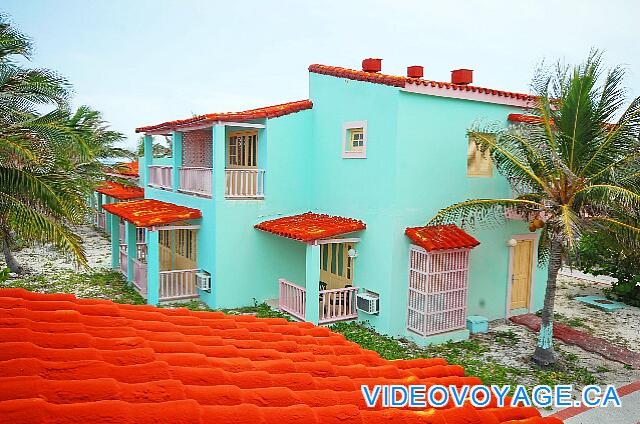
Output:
533 238 562 366
2 236 24 275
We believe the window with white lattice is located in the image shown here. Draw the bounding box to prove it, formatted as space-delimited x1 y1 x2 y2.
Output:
227 130 258 168
342 121 367 158
407 245 470 337
467 133 494 177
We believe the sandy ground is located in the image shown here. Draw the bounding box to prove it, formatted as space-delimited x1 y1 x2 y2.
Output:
5 225 112 275
555 272 640 350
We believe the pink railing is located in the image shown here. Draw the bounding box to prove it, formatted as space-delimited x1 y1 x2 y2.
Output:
148 165 173 190
96 211 106 230
179 167 213 197
132 258 148 297
159 269 199 301
119 221 125 241
225 168 265 199
279 279 306 321
119 248 128 277
319 286 359 324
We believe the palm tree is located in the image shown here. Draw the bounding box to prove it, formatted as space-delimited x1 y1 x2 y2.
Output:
428 51 640 366
0 16 125 273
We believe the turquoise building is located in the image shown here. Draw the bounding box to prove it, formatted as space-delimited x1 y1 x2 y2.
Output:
99 59 548 345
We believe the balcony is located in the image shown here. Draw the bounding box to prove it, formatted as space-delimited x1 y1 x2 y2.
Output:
148 165 173 190
159 269 199 301
225 168 265 199
179 167 212 197
278 279 359 324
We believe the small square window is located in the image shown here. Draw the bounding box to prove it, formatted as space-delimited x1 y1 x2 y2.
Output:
343 121 367 158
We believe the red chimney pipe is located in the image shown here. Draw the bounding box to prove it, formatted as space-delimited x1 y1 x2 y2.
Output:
451 69 473 85
362 58 382 73
407 66 424 78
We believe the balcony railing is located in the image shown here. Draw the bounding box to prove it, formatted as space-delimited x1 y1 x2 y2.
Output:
279 279 306 321
159 269 199 301
225 168 265 199
95 211 106 231
119 222 146 244
319 286 359 324
119 248 128 277
132 258 147 297
278 279 359 324
148 165 173 190
179 167 213 197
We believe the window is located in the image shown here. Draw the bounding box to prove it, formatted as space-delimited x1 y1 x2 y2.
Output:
467 133 494 177
320 242 355 290
342 121 367 158
227 130 258 168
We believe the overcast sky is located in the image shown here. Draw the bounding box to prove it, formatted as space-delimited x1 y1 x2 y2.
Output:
4 0 639 150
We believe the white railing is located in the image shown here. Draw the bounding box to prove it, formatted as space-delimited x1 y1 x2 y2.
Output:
119 248 128 277
225 168 265 199
279 279 306 321
132 258 148 297
159 269 199 301
319 286 359 324
148 165 173 190
179 167 213 197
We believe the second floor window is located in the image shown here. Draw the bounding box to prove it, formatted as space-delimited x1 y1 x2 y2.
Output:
342 121 367 159
228 130 258 168
467 133 494 177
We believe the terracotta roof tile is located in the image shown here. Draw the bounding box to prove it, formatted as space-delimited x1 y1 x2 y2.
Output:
95 181 145 201
255 212 366 242
405 224 480 251
102 199 201 227
0 288 563 423
136 100 313 134
309 64 536 100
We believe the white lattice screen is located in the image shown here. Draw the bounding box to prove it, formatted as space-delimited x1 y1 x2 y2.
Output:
407 245 470 337
182 130 213 168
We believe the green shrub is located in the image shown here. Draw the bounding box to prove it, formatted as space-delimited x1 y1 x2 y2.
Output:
575 234 640 307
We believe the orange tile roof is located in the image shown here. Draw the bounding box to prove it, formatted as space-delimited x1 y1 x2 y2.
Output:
508 114 545 124
95 181 145 201
309 64 535 100
102 199 201 228
405 224 480 252
0 288 563 424
255 212 366 242
136 100 313 133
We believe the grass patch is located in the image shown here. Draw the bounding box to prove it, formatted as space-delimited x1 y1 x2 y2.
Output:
329 321 598 391
2 269 145 305
216 303 292 320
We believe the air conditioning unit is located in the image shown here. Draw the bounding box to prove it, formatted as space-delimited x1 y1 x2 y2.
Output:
195 271 211 292
356 291 379 315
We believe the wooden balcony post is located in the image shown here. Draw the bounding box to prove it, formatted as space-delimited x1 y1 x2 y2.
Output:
110 213 120 270
172 131 182 193
304 244 320 325
146 230 160 306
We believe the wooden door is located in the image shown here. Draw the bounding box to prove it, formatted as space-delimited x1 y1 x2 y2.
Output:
510 239 533 309
320 243 354 290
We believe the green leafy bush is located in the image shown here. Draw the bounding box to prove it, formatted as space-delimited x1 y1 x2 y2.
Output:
575 234 640 307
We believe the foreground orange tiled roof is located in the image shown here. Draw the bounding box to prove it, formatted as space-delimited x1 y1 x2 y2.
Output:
255 212 366 242
0 289 562 424
95 181 145 201
136 100 313 133
309 64 535 100
102 198 201 227
405 224 481 252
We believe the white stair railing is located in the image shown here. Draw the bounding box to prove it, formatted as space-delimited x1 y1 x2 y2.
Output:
278 279 306 321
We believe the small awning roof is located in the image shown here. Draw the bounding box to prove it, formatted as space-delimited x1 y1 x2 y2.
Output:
95 181 144 201
102 199 201 228
255 212 366 242
405 224 480 252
